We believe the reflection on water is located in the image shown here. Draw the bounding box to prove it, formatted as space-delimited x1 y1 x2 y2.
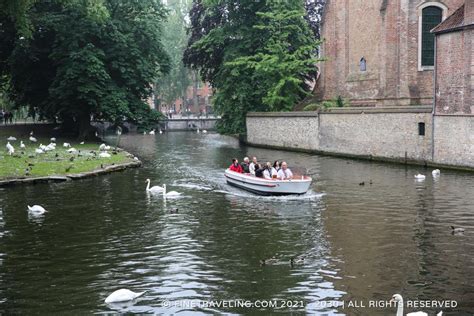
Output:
0 132 473 315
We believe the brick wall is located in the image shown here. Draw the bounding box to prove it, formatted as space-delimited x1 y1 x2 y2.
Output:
316 0 464 106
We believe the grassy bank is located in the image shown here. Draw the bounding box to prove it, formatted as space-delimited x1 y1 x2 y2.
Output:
0 129 135 180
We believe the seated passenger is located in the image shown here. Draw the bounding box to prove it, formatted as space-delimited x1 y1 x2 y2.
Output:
277 161 293 180
229 158 243 173
255 163 265 178
271 161 280 178
249 156 258 175
263 162 272 179
241 157 250 173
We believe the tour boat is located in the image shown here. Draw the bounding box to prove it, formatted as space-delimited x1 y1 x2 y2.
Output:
224 169 312 195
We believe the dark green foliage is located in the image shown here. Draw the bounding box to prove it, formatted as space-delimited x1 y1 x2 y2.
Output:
1 0 169 138
184 0 322 134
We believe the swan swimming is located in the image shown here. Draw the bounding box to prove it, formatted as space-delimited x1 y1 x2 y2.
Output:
414 174 426 180
202 129 207 133
432 169 441 176
104 289 147 303
163 184 182 197
146 179 164 192
391 294 442 316
27 205 47 214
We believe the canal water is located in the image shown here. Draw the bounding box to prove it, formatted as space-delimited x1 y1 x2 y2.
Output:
0 132 473 315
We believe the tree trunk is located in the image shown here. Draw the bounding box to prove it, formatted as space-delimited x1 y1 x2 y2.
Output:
78 112 93 141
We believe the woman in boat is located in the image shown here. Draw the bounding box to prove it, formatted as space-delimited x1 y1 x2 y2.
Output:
229 158 243 173
263 162 272 179
271 161 280 178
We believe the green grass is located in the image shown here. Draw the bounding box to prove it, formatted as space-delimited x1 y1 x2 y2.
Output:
0 135 134 180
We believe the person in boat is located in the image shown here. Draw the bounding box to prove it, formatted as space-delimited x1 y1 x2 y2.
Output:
249 156 258 175
241 157 250 173
255 163 265 178
229 158 243 173
271 161 280 178
277 161 293 180
263 162 272 179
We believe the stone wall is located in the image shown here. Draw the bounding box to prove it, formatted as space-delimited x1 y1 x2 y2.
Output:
246 108 474 170
433 116 474 167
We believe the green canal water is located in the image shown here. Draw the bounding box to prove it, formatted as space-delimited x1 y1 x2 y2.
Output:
0 132 473 315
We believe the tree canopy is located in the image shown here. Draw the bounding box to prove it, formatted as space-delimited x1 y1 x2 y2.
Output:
0 0 170 138
184 0 323 134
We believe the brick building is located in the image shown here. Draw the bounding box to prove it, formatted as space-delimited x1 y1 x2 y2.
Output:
159 82 213 116
433 2 473 115
315 0 464 107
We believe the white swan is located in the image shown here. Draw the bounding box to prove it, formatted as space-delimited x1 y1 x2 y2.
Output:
159 129 163 134
149 129 155 135
432 169 440 176
163 184 181 197
6 142 14 155
197 128 200 133
146 179 164 192
99 152 111 158
391 294 442 316
202 129 207 133
67 147 78 154
63 142 71 148
414 174 426 180
35 148 44 154
104 289 147 303
27 205 47 214
7 136 16 141
80 141 84 145
29 136 37 143
20 141 25 149
99 143 107 151
50 137 56 142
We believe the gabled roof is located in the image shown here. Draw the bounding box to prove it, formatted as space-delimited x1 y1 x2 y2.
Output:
432 5 466 34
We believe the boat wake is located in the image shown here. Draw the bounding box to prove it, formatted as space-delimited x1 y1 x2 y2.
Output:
213 189 324 201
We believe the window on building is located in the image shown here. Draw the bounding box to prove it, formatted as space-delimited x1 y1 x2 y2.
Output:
418 122 426 136
421 6 442 67
359 57 366 72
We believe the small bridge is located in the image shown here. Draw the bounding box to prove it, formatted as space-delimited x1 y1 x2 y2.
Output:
163 117 218 131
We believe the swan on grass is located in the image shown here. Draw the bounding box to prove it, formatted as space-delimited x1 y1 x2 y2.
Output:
29 136 37 143
163 184 181 197
20 141 25 149
104 289 147 303
7 136 16 141
63 142 71 148
99 152 111 158
145 179 164 192
414 174 426 180
27 205 47 215
390 294 442 316
149 129 155 135
6 142 14 155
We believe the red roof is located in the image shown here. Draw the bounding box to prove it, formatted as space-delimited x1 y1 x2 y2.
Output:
432 5 465 34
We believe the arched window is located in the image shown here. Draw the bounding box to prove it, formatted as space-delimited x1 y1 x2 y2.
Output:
421 6 442 67
418 2 446 70
359 57 367 72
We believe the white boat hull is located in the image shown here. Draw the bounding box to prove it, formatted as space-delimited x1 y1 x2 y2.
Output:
224 169 312 195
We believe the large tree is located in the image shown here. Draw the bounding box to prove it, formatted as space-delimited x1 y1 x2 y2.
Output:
184 0 322 134
2 0 170 138
154 0 192 109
